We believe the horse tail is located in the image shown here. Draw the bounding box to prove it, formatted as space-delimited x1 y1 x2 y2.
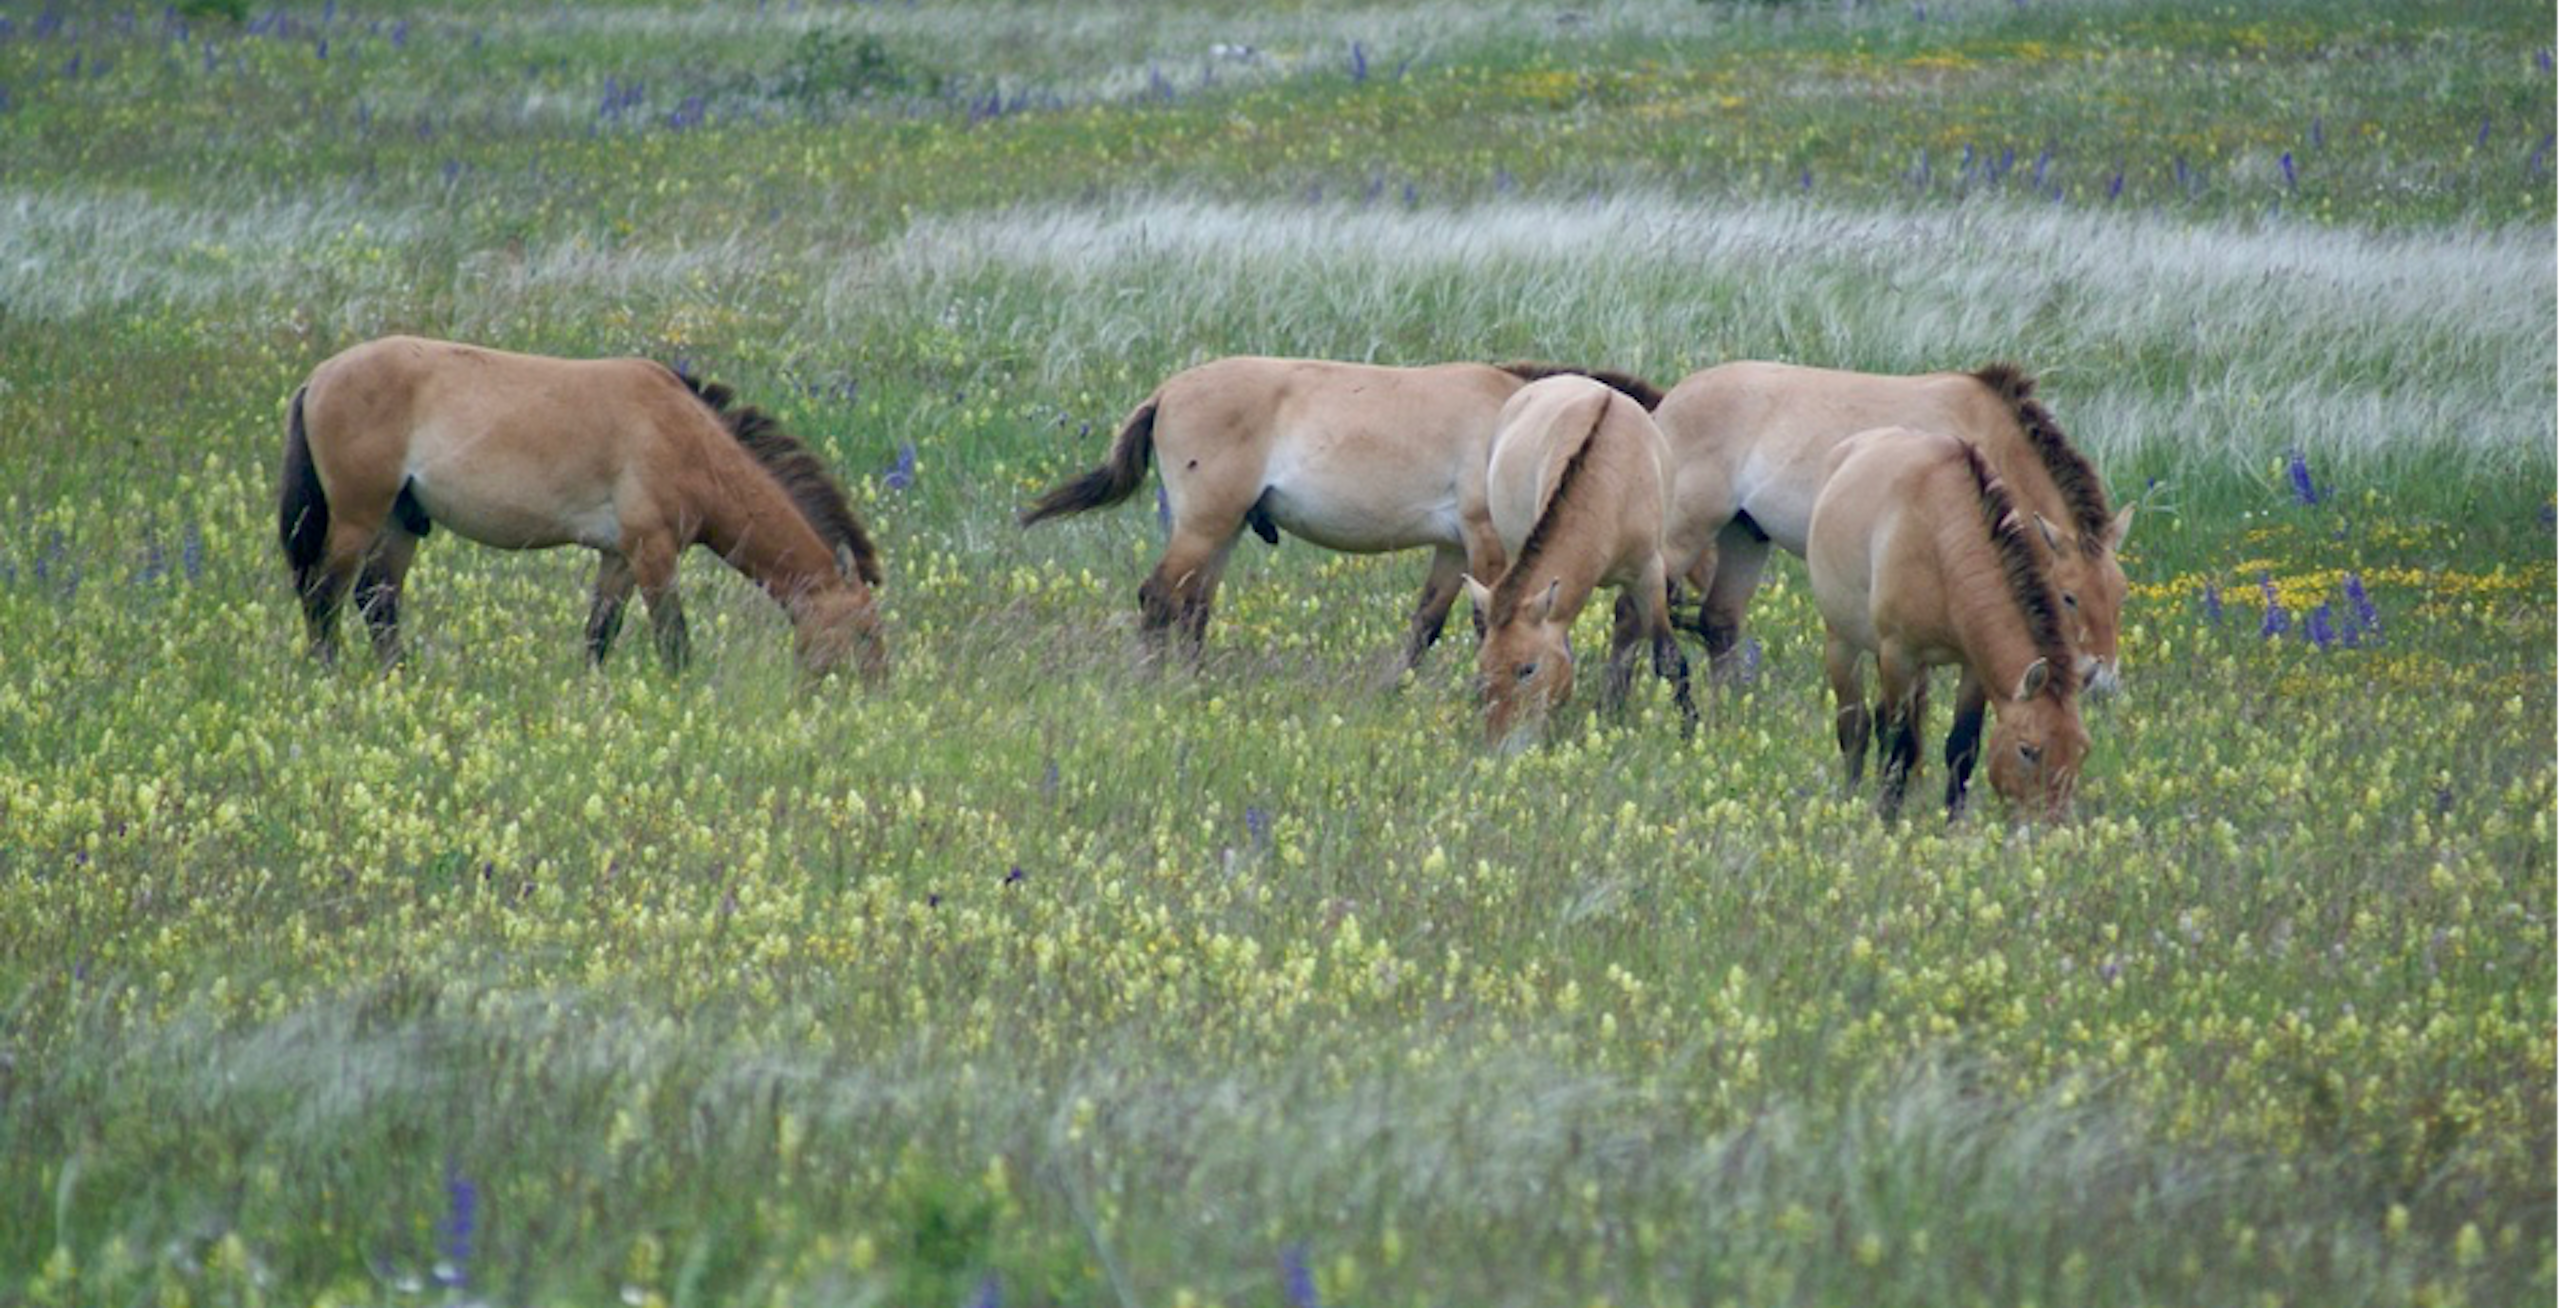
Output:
1018 397 1157 526
278 385 330 594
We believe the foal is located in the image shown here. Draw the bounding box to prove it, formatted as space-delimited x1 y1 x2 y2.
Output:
279 336 886 681
1461 376 1696 748
1807 427 2089 820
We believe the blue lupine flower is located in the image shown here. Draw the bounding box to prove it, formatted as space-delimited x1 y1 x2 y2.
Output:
2284 448 2320 506
1280 1245 1321 1308
2279 150 2295 189
2304 602 2335 650
884 441 916 491
436 1170 477 1287
2258 574 2287 639
2201 579 2222 625
2342 572 2378 637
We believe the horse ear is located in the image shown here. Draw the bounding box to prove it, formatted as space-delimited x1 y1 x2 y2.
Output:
1462 574 1494 614
2031 513 2065 554
1536 578 1561 622
835 542 858 578
2106 503 2136 550
2015 657 2052 700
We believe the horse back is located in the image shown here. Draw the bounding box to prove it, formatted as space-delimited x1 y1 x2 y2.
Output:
300 336 704 549
1152 356 1521 553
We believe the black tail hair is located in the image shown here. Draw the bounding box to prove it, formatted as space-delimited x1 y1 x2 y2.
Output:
279 386 330 595
1019 398 1159 526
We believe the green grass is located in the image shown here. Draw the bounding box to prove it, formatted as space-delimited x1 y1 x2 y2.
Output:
0 1 2552 1305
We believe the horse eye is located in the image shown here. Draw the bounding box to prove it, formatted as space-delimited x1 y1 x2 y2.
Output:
1515 662 1539 681
2061 592 2080 610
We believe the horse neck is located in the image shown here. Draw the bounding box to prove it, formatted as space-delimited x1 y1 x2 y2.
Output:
1929 501 2047 697
690 444 849 612
1976 434 2076 547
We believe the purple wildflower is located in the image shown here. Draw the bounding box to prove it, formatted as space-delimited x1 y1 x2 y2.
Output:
1348 41 1366 83
2477 118 2493 150
1280 1245 1321 1308
2284 448 2320 506
2201 579 2223 624
2304 602 2335 650
2258 574 2288 639
1003 865 1026 886
1245 806 1272 848
2279 150 2295 189
436 1170 477 1287
2342 572 2378 631
969 1275 1002 1308
2106 166 2124 200
883 441 916 491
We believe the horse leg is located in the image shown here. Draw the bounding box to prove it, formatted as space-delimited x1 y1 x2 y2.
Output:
353 527 419 666
1397 544 1468 672
1138 525 1238 664
302 510 389 664
1600 590 1645 713
586 552 636 665
628 535 690 672
1943 668 1991 819
1823 631 1871 785
1695 524 1772 683
1641 560 1698 737
1875 651 1929 821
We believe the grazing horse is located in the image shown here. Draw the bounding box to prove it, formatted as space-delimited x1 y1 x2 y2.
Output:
278 335 887 682
1808 427 2089 821
1018 356 1661 667
1458 376 1696 748
1654 361 2132 695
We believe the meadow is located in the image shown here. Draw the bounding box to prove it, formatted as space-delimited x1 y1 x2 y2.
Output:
0 1 2552 1305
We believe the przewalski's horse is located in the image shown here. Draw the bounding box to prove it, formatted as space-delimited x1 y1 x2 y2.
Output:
1654 361 2132 695
1808 427 2089 822
278 336 887 682
1458 376 1696 749
1017 356 1662 667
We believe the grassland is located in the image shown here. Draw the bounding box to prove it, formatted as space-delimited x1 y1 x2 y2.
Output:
0 1 2552 1305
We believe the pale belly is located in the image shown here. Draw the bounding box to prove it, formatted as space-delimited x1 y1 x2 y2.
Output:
406 461 623 551
1731 450 1823 556
1258 481 1462 555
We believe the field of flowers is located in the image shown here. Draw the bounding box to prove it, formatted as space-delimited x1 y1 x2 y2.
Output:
0 1 2552 1305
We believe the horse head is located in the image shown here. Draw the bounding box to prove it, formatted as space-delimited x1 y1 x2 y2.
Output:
793 585 888 686
1466 574 1573 750
1985 657 2089 820
2028 508 2133 698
